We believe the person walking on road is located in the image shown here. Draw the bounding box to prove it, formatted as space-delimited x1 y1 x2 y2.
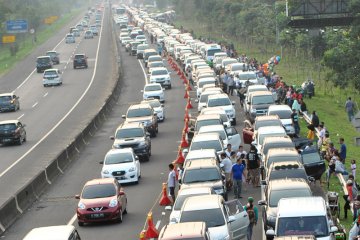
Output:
167 163 176 204
291 108 300 137
231 157 246 199
246 145 260 187
228 74 235 96
243 197 258 240
220 153 233 189
345 97 355 122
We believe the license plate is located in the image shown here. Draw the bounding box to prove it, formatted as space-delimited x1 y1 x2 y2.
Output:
3 139 11 142
91 213 104 218
116 176 125 180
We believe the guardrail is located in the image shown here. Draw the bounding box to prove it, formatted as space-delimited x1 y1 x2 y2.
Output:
0 5 123 235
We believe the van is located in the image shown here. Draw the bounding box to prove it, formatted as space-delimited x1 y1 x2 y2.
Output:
159 222 211 239
143 49 158 67
23 225 81 240
266 197 338 239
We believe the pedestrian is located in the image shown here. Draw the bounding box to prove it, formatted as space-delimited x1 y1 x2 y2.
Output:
243 197 258 240
291 109 300 137
230 151 237 164
321 132 331 158
150 34 154 44
343 180 353 219
299 98 307 116
334 152 348 176
167 163 176 203
352 160 357 178
220 153 233 189
345 97 355 122
246 145 260 187
231 157 246 199
222 72 229 93
228 74 235 96
311 111 320 128
339 137 347 163
307 124 315 141
292 98 301 113
225 144 232 158
236 145 247 159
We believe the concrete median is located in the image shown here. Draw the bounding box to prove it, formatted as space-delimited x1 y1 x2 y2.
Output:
0 197 21 234
46 157 61 183
57 150 70 172
31 171 49 197
16 181 37 212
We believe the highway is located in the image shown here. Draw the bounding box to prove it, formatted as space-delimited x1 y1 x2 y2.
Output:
0 3 118 230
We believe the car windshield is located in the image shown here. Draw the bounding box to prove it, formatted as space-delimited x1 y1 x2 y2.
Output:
127 108 152 117
237 73 257 80
0 96 12 102
37 58 50 63
199 129 226 140
254 120 282 131
208 98 231 107
145 85 162 91
149 56 162 62
75 55 85 59
174 193 208 210
269 189 311 207
149 62 164 68
183 168 221 183
195 119 222 131
277 216 329 237
116 128 144 138
180 208 225 228
152 69 168 76
137 36 146 39
270 110 292 119
105 152 133 164
252 95 275 105
46 52 56 57
147 101 161 108
206 49 221 57
138 45 148 50
81 184 116 199
266 156 300 168
0 123 16 131
231 64 246 71
199 80 215 88
302 152 322 164
190 140 222 152
269 169 308 181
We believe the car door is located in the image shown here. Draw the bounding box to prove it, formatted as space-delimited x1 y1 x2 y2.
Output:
242 120 254 144
226 127 241 150
225 199 249 239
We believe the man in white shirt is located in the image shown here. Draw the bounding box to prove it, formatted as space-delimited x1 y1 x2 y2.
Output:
225 144 232 158
221 153 233 189
167 163 176 203
236 145 247 159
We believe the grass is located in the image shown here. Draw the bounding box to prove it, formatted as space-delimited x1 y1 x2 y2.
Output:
0 9 83 76
176 17 360 232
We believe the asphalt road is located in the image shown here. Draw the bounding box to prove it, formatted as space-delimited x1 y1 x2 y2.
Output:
0 4 118 223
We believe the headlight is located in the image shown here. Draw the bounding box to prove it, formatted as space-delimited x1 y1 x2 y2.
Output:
129 167 136 172
102 169 109 174
214 188 224 194
109 198 118 208
78 202 86 210
251 108 256 113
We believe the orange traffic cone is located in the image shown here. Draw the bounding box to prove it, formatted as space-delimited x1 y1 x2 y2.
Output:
175 148 185 164
172 62 177 70
145 212 159 238
177 68 182 76
167 57 172 64
184 90 189 98
184 119 189 133
139 230 147 240
186 98 193 109
159 183 172 206
184 109 190 121
180 132 189 148
186 83 192 91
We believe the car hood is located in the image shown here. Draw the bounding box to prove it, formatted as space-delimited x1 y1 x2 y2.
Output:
280 118 292 126
208 225 229 239
102 161 135 172
80 196 115 208
114 137 143 145
125 116 152 123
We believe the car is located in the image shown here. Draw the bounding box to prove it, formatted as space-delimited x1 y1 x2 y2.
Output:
75 178 127 226
206 93 236 125
195 77 217 98
300 146 326 180
0 120 26 145
148 61 165 70
130 41 141 56
242 115 283 144
188 113 224 143
147 55 163 68
0 93 20 112
65 33 75 43
159 222 211 240
111 122 151 161
197 125 241 151
189 133 224 157
84 30 94 39
100 148 141 184
90 25 99 35
234 71 259 86
75 24 83 31
72 28 80 37
200 107 232 128
121 36 131 46
143 49 158 67
263 161 311 184
258 178 312 231
122 103 158 137
46 51 60 64
253 126 287 153
196 89 223 113
179 195 249 239
246 91 275 123
226 62 249 74
141 99 165 122
142 83 165 103
148 67 171 89
267 105 296 136
135 34 147 44
95 20 101 27
169 187 214 224
36 56 53 73
73 54 88 69
43 69 62 87
136 44 149 59
23 225 81 240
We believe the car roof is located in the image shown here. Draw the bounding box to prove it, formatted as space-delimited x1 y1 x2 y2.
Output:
44 69 59 72
117 122 143 130
106 148 133 156
129 103 152 109
186 149 217 159
37 56 51 59
182 195 223 211
178 186 213 196
23 225 76 240
268 104 292 111
251 91 273 97
268 178 310 191
150 67 167 71
192 133 221 142
255 115 280 121
144 83 162 88
278 197 326 217
201 107 227 115
207 93 230 100
0 120 20 125
257 126 286 134
263 136 293 145
159 222 207 239
269 160 304 170
198 125 225 133
196 114 221 121
144 49 157 53
85 178 115 186
267 148 299 156
248 84 268 90
0 93 14 97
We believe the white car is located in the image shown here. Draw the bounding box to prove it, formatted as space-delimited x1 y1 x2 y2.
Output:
198 124 241 151
196 89 223 113
43 69 62 87
142 83 165 103
267 105 296 136
141 99 165 122
235 71 259 87
149 67 171 89
206 93 236 125
196 77 217 98
200 107 232 128
169 187 214 224
101 148 141 184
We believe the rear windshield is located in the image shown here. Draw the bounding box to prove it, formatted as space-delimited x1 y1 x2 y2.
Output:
37 57 50 63
145 85 162 91
195 119 221 131
180 208 225 228
269 169 308 181
75 55 85 59
116 128 144 139
0 96 12 102
254 120 282 131
151 69 168 76
266 156 301 169
44 70 58 76
190 139 222 152
82 184 116 199
252 95 274 105
269 189 311 207
149 62 164 68
207 98 231 107
199 80 215 88
183 168 221 184
127 108 152 118
269 110 292 119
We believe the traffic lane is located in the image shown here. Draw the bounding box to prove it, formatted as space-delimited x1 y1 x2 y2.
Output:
1 38 186 239
0 18 103 174
0 9 89 92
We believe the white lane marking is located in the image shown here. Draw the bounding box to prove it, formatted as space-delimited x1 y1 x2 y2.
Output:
0 10 105 179
138 59 148 84
43 92 48 97
17 114 24 120
32 102 38 108
67 214 77 226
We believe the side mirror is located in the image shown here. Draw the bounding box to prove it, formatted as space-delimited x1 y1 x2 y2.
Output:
121 114 126 119
228 216 236 223
99 161 104 164
330 226 338 233
258 200 267 206
110 136 115 140
232 101 235 105
75 194 80 199
265 229 275 236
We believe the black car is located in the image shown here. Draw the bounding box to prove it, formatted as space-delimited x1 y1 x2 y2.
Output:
300 146 326 180
0 120 26 145
0 93 20 112
73 54 88 69
36 56 53 73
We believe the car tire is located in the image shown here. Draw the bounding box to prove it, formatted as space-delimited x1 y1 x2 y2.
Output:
23 134 26 142
232 118 236 126
17 138 22 145
78 221 84 227
17 104 20 110
167 85 172 89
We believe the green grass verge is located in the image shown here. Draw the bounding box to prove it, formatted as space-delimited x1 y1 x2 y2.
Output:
176 17 360 231
0 9 83 75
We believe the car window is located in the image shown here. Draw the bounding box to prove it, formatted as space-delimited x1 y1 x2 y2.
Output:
180 208 225 228
208 98 231 107
252 95 274 105
195 119 222 131
269 189 311 207
269 110 292 119
145 85 162 91
263 142 294 156
199 80 215 88
269 169 308 181
44 70 57 76
183 168 221 183
199 129 226 140
0 123 17 130
302 152 322 164
254 120 282 131
277 216 329 237
0 96 12 102
105 152 134 164
37 57 50 63
225 199 244 216
81 184 116 199
116 128 144 138
151 69 168 75
149 62 164 68
149 56 162 62
147 101 160 108
127 108 152 117
266 156 300 168
190 140 222 152
75 55 85 59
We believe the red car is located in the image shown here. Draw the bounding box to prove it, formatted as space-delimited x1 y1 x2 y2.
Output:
76 178 127 226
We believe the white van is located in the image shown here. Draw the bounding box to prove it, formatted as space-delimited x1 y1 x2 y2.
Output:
23 225 81 240
266 197 338 240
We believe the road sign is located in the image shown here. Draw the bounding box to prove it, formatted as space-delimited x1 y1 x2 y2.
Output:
6 20 28 33
2 35 16 43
